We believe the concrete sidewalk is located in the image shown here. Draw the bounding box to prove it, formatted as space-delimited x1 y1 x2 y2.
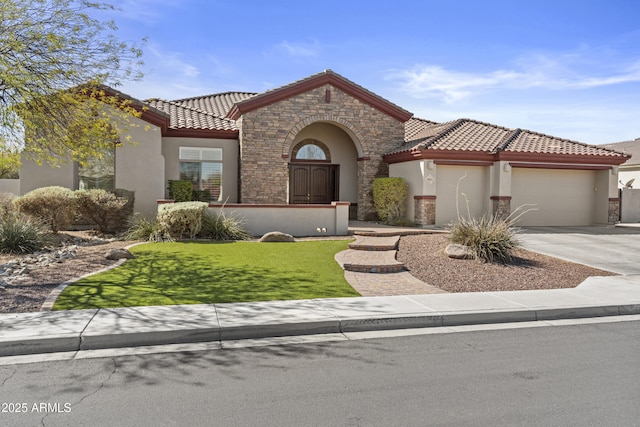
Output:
2 274 639 358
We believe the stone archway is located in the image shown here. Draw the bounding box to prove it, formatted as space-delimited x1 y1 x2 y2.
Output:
285 120 361 217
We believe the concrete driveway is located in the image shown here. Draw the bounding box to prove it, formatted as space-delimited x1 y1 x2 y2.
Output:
519 226 640 275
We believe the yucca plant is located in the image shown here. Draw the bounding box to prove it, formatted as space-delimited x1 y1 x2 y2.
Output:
447 174 534 263
448 214 521 263
0 214 47 254
198 208 252 241
125 215 172 242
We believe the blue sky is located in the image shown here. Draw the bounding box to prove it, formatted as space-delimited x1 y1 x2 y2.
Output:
107 0 639 145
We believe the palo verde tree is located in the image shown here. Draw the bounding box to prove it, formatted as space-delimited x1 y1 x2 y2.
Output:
0 0 146 166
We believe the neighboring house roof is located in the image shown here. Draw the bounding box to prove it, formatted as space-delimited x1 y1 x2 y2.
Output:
386 118 630 165
600 139 640 166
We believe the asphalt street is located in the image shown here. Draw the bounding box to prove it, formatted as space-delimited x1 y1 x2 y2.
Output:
1 319 639 426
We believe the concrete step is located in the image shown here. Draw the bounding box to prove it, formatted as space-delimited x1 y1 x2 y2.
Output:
348 235 399 251
336 249 406 273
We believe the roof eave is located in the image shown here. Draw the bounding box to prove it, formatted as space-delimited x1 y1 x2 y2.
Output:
385 148 631 166
496 151 631 165
165 128 239 139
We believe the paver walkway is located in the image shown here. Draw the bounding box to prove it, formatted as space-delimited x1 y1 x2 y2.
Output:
336 226 447 296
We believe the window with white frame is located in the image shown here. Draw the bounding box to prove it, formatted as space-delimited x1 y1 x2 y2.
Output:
179 147 223 201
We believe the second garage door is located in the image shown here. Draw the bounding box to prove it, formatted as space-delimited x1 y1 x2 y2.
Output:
511 168 596 226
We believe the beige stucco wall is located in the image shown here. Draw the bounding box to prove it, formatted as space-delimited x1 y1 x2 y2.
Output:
389 160 429 222
162 137 239 203
435 165 490 226
0 179 20 195
20 155 76 195
20 116 164 219
238 83 406 220
618 166 640 189
207 202 350 236
115 118 165 218
292 122 358 203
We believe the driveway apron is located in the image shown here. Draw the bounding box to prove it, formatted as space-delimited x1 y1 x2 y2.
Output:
519 226 640 275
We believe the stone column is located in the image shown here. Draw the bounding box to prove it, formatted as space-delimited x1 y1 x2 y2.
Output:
414 196 436 225
491 196 511 220
608 197 620 224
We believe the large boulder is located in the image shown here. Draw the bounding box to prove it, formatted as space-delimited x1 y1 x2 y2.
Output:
105 248 136 260
444 243 474 260
260 231 295 242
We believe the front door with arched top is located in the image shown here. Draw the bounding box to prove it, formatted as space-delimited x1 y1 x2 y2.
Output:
289 139 339 204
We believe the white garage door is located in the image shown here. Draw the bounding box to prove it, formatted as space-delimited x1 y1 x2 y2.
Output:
436 165 489 226
511 168 595 226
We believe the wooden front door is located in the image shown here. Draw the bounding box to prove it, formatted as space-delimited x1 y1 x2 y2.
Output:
290 164 339 204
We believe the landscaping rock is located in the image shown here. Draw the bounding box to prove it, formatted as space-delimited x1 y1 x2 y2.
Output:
260 231 296 242
445 243 475 259
105 248 136 260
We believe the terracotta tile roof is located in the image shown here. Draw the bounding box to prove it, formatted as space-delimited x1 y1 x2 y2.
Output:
172 92 257 118
504 129 624 157
144 92 255 131
404 117 440 141
395 118 629 160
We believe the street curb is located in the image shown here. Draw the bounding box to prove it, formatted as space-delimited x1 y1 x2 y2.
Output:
2 302 640 358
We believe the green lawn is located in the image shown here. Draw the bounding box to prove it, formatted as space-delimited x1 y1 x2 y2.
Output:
53 240 359 310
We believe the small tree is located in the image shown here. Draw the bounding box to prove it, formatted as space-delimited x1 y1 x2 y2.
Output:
0 0 146 165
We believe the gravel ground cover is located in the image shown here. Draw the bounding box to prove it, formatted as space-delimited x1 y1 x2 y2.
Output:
397 233 616 293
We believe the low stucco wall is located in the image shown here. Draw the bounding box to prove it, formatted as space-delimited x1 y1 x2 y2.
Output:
621 188 640 222
207 202 351 237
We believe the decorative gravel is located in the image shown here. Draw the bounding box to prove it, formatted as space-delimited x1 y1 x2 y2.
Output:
397 234 617 293
0 232 135 313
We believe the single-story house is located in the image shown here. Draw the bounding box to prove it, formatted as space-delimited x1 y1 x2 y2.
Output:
20 70 630 234
602 138 639 222
602 138 639 189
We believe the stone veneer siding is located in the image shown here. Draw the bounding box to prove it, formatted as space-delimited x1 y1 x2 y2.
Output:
237 84 405 220
414 196 436 225
491 196 511 221
608 198 620 224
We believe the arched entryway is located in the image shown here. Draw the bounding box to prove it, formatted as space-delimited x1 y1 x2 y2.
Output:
287 123 359 212
289 139 339 204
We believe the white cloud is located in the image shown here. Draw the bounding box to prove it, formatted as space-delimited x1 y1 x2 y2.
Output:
389 53 640 103
389 66 524 103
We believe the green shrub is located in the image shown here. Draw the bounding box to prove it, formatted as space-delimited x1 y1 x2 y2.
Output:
168 180 193 203
157 201 208 239
111 188 135 214
13 186 76 233
0 214 47 254
448 215 521 263
373 177 408 224
199 209 252 241
75 189 134 234
0 192 16 219
192 189 212 202
125 214 171 242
